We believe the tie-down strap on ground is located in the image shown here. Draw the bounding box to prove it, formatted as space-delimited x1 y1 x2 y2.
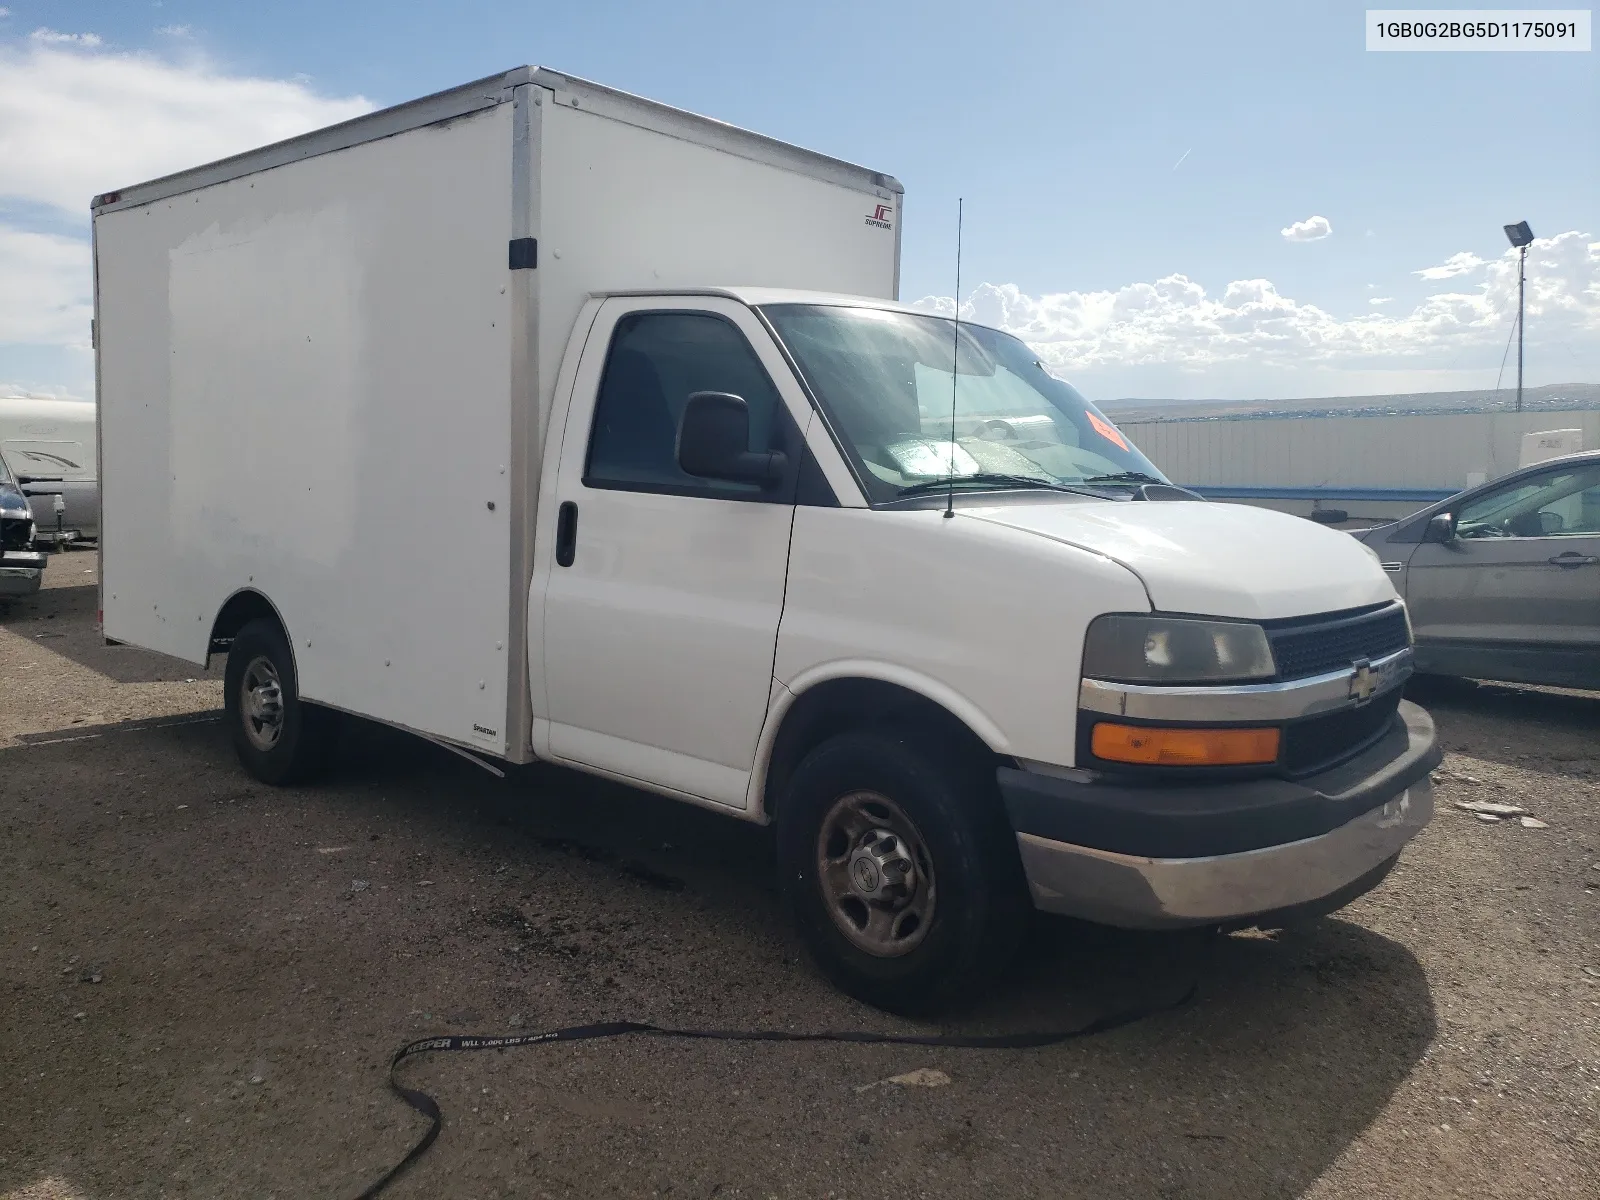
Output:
353 978 1201 1198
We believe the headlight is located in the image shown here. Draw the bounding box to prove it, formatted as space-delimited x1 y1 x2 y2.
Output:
1083 614 1276 683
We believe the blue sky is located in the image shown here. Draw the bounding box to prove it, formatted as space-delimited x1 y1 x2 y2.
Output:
1 0 1595 401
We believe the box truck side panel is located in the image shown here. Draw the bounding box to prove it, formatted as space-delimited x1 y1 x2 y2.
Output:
533 94 900 423
98 102 517 753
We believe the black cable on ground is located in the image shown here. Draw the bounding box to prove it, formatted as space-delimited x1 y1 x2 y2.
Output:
353 977 1203 1198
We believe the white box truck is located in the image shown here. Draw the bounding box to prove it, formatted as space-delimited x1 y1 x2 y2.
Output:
95 67 1438 1013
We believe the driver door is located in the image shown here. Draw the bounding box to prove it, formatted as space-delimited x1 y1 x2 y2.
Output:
535 297 813 809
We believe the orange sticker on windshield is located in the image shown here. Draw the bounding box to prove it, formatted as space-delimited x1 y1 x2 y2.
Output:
1087 409 1129 452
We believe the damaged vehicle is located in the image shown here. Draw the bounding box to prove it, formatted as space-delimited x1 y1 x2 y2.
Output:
0 452 46 599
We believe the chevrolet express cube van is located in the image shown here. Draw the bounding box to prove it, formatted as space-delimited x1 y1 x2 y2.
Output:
94 68 1438 1012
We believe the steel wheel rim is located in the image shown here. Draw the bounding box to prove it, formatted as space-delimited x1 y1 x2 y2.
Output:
815 790 936 957
240 655 285 751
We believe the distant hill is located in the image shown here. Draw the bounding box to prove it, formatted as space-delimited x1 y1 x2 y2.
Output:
1101 382 1600 423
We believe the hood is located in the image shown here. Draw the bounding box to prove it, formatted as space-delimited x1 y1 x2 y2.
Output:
962 499 1395 620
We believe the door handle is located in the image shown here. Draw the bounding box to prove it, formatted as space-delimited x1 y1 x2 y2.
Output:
1547 552 1598 567
555 501 578 567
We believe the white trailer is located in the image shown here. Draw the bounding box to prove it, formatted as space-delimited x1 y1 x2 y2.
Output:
95 67 901 761
97 68 1437 1013
0 396 98 544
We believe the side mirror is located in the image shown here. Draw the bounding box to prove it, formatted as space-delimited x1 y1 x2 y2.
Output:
1423 513 1456 544
676 392 787 487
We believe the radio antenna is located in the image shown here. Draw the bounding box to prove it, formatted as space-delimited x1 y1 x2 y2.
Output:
944 198 964 520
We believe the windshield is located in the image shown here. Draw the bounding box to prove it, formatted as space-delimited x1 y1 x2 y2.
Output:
760 304 1165 503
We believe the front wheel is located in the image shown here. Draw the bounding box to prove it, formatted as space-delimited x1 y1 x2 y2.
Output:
776 731 1029 1014
224 618 334 785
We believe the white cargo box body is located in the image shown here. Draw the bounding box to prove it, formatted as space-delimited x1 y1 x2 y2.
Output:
94 67 901 759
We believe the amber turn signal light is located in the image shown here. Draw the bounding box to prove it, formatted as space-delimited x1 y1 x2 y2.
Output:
1090 722 1280 767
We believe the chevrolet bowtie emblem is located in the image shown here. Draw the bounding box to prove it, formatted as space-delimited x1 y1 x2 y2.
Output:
1349 659 1377 703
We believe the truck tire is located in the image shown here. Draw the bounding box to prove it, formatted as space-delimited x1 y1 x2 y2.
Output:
776 730 1030 1014
224 617 334 785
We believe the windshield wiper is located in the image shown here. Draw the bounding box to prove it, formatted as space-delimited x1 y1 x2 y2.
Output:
1077 471 1165 486
896 473 1094 498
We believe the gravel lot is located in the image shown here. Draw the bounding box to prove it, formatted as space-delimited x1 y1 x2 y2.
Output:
3 555 1597 1199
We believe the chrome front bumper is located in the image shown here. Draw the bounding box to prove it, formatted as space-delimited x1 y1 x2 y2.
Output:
999 699 1440 929
0 552 44 597
1015 778 1432 928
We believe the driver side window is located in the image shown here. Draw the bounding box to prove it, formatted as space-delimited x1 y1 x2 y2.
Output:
1455 467 1600 539
584 311 786 499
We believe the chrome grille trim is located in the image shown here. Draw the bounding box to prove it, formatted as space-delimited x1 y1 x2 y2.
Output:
1079 647 1412 723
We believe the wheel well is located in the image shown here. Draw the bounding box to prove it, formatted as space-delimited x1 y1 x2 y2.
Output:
207 590 284 665
761 678 1002 819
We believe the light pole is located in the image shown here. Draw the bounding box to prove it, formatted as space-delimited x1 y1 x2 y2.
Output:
1503 221 1534 413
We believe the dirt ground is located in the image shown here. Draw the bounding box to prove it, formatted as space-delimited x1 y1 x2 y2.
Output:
2 554 1597 1199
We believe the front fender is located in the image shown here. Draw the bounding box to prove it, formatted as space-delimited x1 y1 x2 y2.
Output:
762 506 1152 809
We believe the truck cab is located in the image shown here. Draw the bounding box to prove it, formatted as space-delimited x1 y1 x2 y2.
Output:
519 287 1438 1010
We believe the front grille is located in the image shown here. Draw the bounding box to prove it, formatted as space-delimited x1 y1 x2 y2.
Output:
1265 604 1410 681
1281 688 1402 775
1 515 33 551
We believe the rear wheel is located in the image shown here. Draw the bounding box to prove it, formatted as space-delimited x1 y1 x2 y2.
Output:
777 730 1029 1014
224 618 334 785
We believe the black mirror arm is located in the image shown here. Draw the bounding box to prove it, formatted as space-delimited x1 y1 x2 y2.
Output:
1424 513 1457 544
744 450 788 488
683 450 787 487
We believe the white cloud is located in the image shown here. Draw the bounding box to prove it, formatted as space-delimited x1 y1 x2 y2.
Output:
0 382 86 400
915 232 1599 393
0 37 373 374
0 226 92 347
29 29 102 46
1414 251 1485 281
1368 297 1393 306
0 9 13 19
0 39 372 215
157 25 193 38
1280 215 1332 242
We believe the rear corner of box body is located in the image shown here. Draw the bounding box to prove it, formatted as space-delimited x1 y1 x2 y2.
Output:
95 100 521 755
